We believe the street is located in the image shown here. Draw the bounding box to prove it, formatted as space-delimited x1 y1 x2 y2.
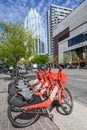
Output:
53 68 87 107
52 68 87 130
64 69 87 107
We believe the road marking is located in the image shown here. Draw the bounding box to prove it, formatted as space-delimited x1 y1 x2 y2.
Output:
67 77 87 82
66 73 87 76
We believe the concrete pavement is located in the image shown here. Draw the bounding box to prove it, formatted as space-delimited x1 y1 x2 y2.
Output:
51 101 87 130
0 74 60 130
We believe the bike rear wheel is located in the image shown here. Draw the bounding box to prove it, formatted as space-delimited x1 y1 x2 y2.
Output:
8 104 40 128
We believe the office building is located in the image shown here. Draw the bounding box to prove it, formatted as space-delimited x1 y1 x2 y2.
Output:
53 0 87 67
47 4 72 63
24 9 45 55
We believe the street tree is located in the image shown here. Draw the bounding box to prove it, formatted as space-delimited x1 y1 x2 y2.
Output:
0 21 35 69
72 51 78 61
63 53 70 63
0 43 5 63
31 54 49 64
85 49 87 59
85 49 87 66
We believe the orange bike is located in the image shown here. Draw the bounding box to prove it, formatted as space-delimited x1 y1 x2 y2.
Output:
8 67 73 128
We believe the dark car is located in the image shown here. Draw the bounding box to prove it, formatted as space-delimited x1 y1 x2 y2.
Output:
37 64 48 70
4 66 13 74
27 65 32 70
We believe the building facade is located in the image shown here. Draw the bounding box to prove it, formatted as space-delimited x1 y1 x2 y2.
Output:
47 4 72 63
53 0 87 67
24 9 46 55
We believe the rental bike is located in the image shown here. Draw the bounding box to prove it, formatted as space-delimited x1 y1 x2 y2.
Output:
7 67 73 128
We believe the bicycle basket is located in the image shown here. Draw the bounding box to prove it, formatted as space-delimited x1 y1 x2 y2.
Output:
59 72 66 83
47 72 58 81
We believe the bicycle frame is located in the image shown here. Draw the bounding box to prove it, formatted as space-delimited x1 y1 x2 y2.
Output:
21 70 64 110
21 68 66 110
21 83 58 110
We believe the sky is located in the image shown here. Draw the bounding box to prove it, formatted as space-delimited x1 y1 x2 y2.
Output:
0 0 83 27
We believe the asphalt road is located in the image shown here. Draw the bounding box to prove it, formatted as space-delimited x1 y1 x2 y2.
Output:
53 68 87 107
64 69 87 107
52 68 87 130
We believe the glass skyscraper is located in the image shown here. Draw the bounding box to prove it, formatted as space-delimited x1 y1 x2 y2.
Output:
24 9 46 55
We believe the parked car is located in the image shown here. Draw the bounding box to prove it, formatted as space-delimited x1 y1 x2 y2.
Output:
4 66 13 74
37 64 48 70
27 65 32 70
32 64 37 69
18 66 26 74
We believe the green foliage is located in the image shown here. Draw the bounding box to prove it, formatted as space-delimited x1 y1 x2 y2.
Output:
24 31 35 58
63 53 69 63
72 51 78 60
85 49 87 59
0 21 35 67
18 58 31 65
0 43 5 62
31 54 49 64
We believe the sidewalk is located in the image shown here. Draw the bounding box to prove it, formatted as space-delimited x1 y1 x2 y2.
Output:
51 102 87 130
0 74 60 130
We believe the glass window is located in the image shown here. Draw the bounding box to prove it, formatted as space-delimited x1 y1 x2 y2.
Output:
68 33 87 47
83 33 87 41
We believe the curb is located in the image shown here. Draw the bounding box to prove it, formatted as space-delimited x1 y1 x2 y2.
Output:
53 119 63 130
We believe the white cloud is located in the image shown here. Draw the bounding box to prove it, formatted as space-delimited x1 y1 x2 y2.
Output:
0 0 83 25
62 0 83 9
0 0 30 24
75 0 83 3
29 0 36 8
36 0 44 12
62 0 71 7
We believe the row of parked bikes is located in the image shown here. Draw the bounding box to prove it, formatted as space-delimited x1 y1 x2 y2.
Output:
7 65 73 128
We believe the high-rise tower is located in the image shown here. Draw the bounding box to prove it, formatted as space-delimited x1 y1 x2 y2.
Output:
24 9 46 55
47 4 72 62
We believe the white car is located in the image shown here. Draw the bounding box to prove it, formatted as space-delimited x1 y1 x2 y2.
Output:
32 64 37 69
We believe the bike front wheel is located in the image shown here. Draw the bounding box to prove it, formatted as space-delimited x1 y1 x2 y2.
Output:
8 104 40 128
56 87 73 115
61 88 73 115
